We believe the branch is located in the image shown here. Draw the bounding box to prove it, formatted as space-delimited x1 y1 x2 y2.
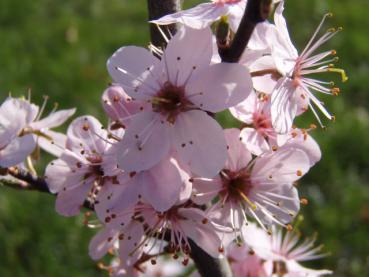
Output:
2 166 94 210
147 0 182 48
189 240 233 277
220 0 273 62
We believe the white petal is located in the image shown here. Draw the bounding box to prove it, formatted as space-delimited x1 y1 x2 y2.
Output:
37 130 67 157
30 108 76 130
151 3 225 29
271 78 298 134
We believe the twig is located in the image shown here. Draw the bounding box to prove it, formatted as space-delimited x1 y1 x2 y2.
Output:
220 0 273 62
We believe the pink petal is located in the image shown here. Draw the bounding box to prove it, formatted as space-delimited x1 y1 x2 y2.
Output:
140 157 185 212
30 108 76 130
37 130 67 157
151 3 225 29
55 180 93 216
271 78 298 134
163 26 213 86
89 228 118 260
101 85 147 124
187 63 252 113
66 116 108 154
229 91 257 124
227 1 247 32
240 127 270 156
119 221 144 266
117 111 170 172
224 128 252 171
192 177 222 205
252 146 310 184
0 134 36 168
45 158 71 193
286 132 321 166
178 208 222 257
250 56 279 94
171 110 227 178
107 46 161 99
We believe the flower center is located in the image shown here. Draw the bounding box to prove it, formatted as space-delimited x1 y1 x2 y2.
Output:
253 112 272 136
152 82 191 124
221 169 253 203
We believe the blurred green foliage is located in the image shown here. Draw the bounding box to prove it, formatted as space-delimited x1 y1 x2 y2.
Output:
0 0 368 276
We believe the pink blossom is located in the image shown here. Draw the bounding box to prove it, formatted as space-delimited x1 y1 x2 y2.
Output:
45 116 120 216
0 96 75 167
267 1 347 133
192 128 311 235
91 201 222 270
243 223 332 276
107 27 252 177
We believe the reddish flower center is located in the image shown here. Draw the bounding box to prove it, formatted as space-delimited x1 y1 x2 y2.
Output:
253 112 272 137
152 82 191 123
221 169 253 202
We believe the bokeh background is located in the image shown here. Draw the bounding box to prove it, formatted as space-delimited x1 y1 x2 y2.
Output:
0 0 368 276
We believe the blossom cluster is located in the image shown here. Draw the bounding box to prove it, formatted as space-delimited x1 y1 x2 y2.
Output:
0 0 347 276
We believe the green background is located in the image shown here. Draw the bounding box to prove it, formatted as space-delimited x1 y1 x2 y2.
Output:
0 0 368 276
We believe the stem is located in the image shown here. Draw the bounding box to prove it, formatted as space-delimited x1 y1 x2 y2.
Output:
147 0 182 48
189 240 233 277
220 0 273 62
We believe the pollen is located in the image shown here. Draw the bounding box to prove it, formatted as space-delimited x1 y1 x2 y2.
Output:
82 123 90 131
286 224 293 232
300 198 309 205
296 170 303 177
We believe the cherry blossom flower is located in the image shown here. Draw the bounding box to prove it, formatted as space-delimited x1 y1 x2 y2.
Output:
243 223 332 276
266 1 348 133
230 92 278 155
91 201 222 270
107 26 252 177
192 128 310 236
151 0 247 32
0 96 75 167
45 116 120 216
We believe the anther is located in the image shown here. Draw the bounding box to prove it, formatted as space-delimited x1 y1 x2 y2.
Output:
297 170 303 177
300 198 309 205
286 224 293 232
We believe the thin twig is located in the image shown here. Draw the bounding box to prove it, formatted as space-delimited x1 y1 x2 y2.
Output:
220 0 273 62
147 0 182 48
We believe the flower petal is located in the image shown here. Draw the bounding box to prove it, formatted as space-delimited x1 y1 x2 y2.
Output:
107 46 161 99
140 157 185 212
252 146 310 184
224 128 252 171
30 108 76 130
271 78 298 134
240 127 270 156
163 26 213 86
0 134 36 168
89 228 118 260
171 110 227 178
187 63 252 113
151 3 225 29
117 111 170 172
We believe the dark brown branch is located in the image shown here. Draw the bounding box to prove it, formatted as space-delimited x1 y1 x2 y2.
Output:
2 167 94 210
147 0 182 48
189 240 233 277
220 0 273 63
